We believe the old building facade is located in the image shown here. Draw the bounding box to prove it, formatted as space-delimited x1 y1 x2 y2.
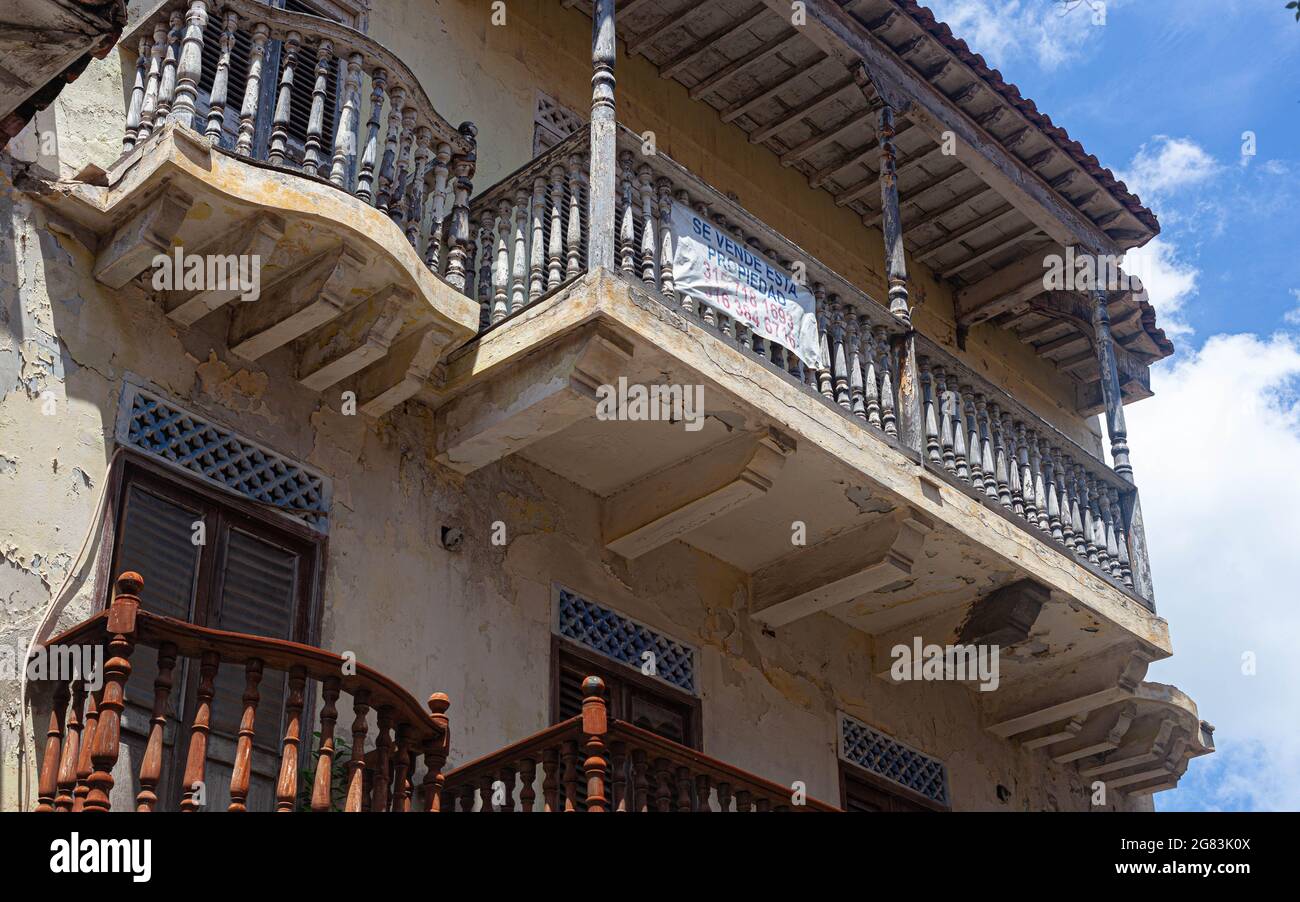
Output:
1 0 1212 813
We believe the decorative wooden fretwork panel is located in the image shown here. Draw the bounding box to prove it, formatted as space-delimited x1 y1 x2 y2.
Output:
533 91 584 155
838 713 950 807
554 587 697 695
116 384 331 531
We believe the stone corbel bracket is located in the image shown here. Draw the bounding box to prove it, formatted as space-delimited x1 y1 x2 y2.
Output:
752 507 935 628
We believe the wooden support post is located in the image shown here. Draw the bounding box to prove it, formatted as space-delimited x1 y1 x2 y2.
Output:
1089 285 1134 483
588 0 617 270
581 676 609 812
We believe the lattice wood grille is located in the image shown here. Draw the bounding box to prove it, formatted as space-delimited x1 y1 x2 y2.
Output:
555 587 697 695
839 713 950 806
116 385 331 531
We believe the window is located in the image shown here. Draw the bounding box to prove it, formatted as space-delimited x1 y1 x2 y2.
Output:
107 453 324 811
840 765 945 812
552 642 700 749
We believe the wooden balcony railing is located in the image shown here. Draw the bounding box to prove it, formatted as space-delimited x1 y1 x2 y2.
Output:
121 0 478 291
34 572 450 812
441 676 839 812
466 125 1154 610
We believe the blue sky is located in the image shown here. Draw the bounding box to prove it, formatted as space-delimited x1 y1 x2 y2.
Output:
924 0 1300 811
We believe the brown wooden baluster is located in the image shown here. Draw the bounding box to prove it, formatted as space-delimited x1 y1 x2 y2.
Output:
390 723 413 812
180 650 219 812
310 675 341 812
498 766 516 812
518 758 537 813
755 797 772 812
275 665 307 813
369 705 393 813
609 741 627 812
631 748 649 812
734 788 752 812
561 739 579 811
421 693 450 811
54 680 86 811
716 780 733 813
344 689 370 812
36 681 70 811
86 573 140 812
72 688 98 812
696 774 712 812
653 758 673 812
542 746 560 812
136 642 178 812
459 783 476 813
581 676 609 812
675 767 693 812
228 658 263 812
478 774 495 812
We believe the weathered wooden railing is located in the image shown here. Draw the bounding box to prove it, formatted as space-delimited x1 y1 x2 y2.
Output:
120 0 478 291
441 676 838 811
34 572 450 812
467 124 906 387
916 336 1152 606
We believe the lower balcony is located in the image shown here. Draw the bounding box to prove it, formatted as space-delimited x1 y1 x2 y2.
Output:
32 572 839 812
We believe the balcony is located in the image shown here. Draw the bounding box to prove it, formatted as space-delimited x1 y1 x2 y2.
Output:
25 0 482 416
33 573 839 812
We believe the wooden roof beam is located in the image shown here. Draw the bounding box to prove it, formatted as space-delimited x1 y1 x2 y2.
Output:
659 4 770 80
760 0 1124 256
689 28 804 100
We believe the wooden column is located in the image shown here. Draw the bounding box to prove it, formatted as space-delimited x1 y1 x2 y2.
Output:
1089 286 1134 482
588 0 617 270
580 677 609 812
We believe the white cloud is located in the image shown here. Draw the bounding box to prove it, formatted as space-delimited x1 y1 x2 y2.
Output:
1285 289 1300 326
1129 333 1300 810
1122 237 1199 337
924 0 1123 71
1117 136 1221 201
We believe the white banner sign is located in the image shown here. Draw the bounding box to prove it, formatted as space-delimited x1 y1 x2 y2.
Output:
671 205 823 369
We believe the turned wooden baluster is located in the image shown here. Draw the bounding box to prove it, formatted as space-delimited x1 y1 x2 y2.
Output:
1089 475 1110 570
696 774 712 812
307 675 341 812
236 24 270 157
950 383 969 482
863 325 882 429
179 650 219 813
991 404 1012 507
1067 463 1086 558
388 105 417 224
631 748 649 812
675 767 692 812
1078 466 1097 563
171 1 208 129
403 127 433 247
138 25 166 142
302 40 334 177
1098 484 1120 577
976 396 997 500
370 705 394 813
961 388 982 488
391 723 414 812
1111 487 1134 587
716 781 733 812
756 797 772 812
814 285 833 399
136 642 178 812
509 188 529 313
72 688 98 812
344 689 370 811
85 574 140 812
272 666 306 813
735 788 752 812
376 84 407 212
1017 423 1036 525
877 326 897 437
448 125 479 289
267 30 301 167
227 658 263 812
1025 433 1045 532
423 142 452 271
354 69 386 203
658 181 677 299
609 742 627 812
330 53 364 188
155 13 182 125
36 680 69 811
1004 411 1023 516
542 746 561 812
547 166 566 291
518 757 538 813
124 36 151 151
561 739 580 811
476 211 495 326
653 758 673 812
54 680 85 811
457 782 475 813
847 315 866 420
1045 444 1064 541
421 693 450 811
830 299 850 410
920 358 940 463
566 155 585 280
581 676 609 812
1056 452 1076 550
618 151 636 277
205 13 239 144
477 773 495 812
492 199 512 323
527 175 547 302
934 366 955 472
638 165 657 288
